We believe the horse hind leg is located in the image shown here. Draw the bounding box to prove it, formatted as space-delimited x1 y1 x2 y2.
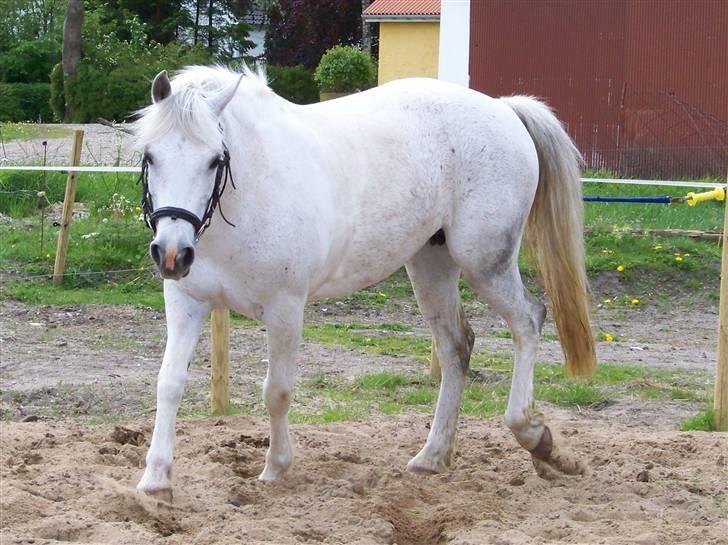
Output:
405 241 474 474
463 262 587 478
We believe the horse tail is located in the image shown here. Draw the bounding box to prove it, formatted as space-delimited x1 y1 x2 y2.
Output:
501 96 597 377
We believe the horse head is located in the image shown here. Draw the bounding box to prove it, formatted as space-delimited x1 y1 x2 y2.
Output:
136 69 242 279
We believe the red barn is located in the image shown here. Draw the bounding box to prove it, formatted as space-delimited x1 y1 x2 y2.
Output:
440 0 728 178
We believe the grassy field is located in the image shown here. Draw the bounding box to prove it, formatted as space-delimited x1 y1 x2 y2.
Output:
0 169 723 304
0 122 73 142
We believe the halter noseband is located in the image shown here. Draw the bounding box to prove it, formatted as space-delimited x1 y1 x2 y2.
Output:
139 147 236 241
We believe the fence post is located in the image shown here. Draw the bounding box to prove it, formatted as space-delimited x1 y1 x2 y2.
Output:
52 130 84 285
210 308 230 415
715 171 728 431
430 338 441 381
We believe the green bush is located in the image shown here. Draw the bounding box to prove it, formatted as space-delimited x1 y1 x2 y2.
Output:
314 46 376 93
0 83 52 122
48 9 212 123
267 64 319 104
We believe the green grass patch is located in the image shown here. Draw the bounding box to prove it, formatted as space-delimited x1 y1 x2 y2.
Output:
679 408 715 431
0 122 73 141
288 361 713 424
303 323 431 359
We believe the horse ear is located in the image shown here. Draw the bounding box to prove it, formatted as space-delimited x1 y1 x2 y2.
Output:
152 70 172 103
209 74 243 116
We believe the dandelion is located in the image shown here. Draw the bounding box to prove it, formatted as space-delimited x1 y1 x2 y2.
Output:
616 265 625 272
603 298 612 305
631 298 640 306
653 245 663 251
675 256 683 263
37 191 46 198
604 333 614 342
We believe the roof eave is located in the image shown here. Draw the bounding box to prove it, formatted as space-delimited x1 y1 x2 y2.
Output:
362 14 440 22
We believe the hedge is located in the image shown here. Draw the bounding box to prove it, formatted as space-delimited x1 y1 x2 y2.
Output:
0 83 52 122
267 64 319 104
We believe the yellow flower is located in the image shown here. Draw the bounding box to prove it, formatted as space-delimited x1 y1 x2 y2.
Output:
653 245 663 251
603 298 612 304
604 333 614 342
675 256 683 262
684 253 691 257
631 298 640 305
37 191 46 198
616 265 625 272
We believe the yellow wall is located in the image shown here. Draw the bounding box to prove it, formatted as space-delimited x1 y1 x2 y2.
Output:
377 22 440 85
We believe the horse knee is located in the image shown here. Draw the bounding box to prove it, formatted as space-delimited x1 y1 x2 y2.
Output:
263 380 292 416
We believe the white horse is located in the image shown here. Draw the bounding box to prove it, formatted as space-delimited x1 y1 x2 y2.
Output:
133 66 596 499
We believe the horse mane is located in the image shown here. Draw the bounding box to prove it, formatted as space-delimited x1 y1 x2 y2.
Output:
133 64 269 148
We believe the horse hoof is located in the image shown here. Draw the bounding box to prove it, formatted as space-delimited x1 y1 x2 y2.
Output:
406 453 448 475
406 462 440 475
531 448 587 480
258 465 286 482
140 487 174 503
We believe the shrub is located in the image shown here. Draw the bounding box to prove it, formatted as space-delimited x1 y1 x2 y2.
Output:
49 8 212 122
0 83 52 122
267 64 319 104
314 46 376 93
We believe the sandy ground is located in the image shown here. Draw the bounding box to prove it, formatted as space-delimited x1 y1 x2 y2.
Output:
0 297 726 544
1 413 726 545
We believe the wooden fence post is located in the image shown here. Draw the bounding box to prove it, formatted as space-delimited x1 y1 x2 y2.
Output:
210 308 231 415
715 172 728 431
52 130 84 285
430 338 441 381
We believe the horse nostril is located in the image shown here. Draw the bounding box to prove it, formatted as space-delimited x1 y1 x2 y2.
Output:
176 245 195 271
150 242 163 267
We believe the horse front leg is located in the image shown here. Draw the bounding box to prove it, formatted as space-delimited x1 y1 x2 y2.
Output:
259 296 304 481
137 282 210 500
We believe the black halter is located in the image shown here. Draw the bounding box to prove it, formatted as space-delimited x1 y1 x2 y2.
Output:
139 147 236 241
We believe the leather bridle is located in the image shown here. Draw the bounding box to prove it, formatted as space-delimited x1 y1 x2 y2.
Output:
140 147 236 241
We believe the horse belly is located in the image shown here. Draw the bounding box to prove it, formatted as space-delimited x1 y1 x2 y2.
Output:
311 197 441 299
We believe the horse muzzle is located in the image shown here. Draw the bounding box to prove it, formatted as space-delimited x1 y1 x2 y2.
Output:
150 240 195 280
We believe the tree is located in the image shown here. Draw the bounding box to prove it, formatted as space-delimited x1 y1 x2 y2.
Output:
265 0 363 69
62 0 83 119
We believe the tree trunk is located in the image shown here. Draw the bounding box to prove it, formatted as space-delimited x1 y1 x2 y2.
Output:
208 0 214 52
362 0 372 55
194 0 201 45
62 0 83 121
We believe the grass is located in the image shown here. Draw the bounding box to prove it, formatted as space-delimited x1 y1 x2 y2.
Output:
282 355 713 424
0 122 73 142
302 323 431 359
0 170 723 309
679 408 715 431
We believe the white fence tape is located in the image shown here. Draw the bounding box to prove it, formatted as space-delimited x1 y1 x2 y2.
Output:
0 165 724 188
0 165 139 173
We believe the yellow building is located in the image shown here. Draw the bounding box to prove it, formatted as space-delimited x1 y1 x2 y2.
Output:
363 0 441 85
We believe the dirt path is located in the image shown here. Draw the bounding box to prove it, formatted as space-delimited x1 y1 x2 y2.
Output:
1 124 138 166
